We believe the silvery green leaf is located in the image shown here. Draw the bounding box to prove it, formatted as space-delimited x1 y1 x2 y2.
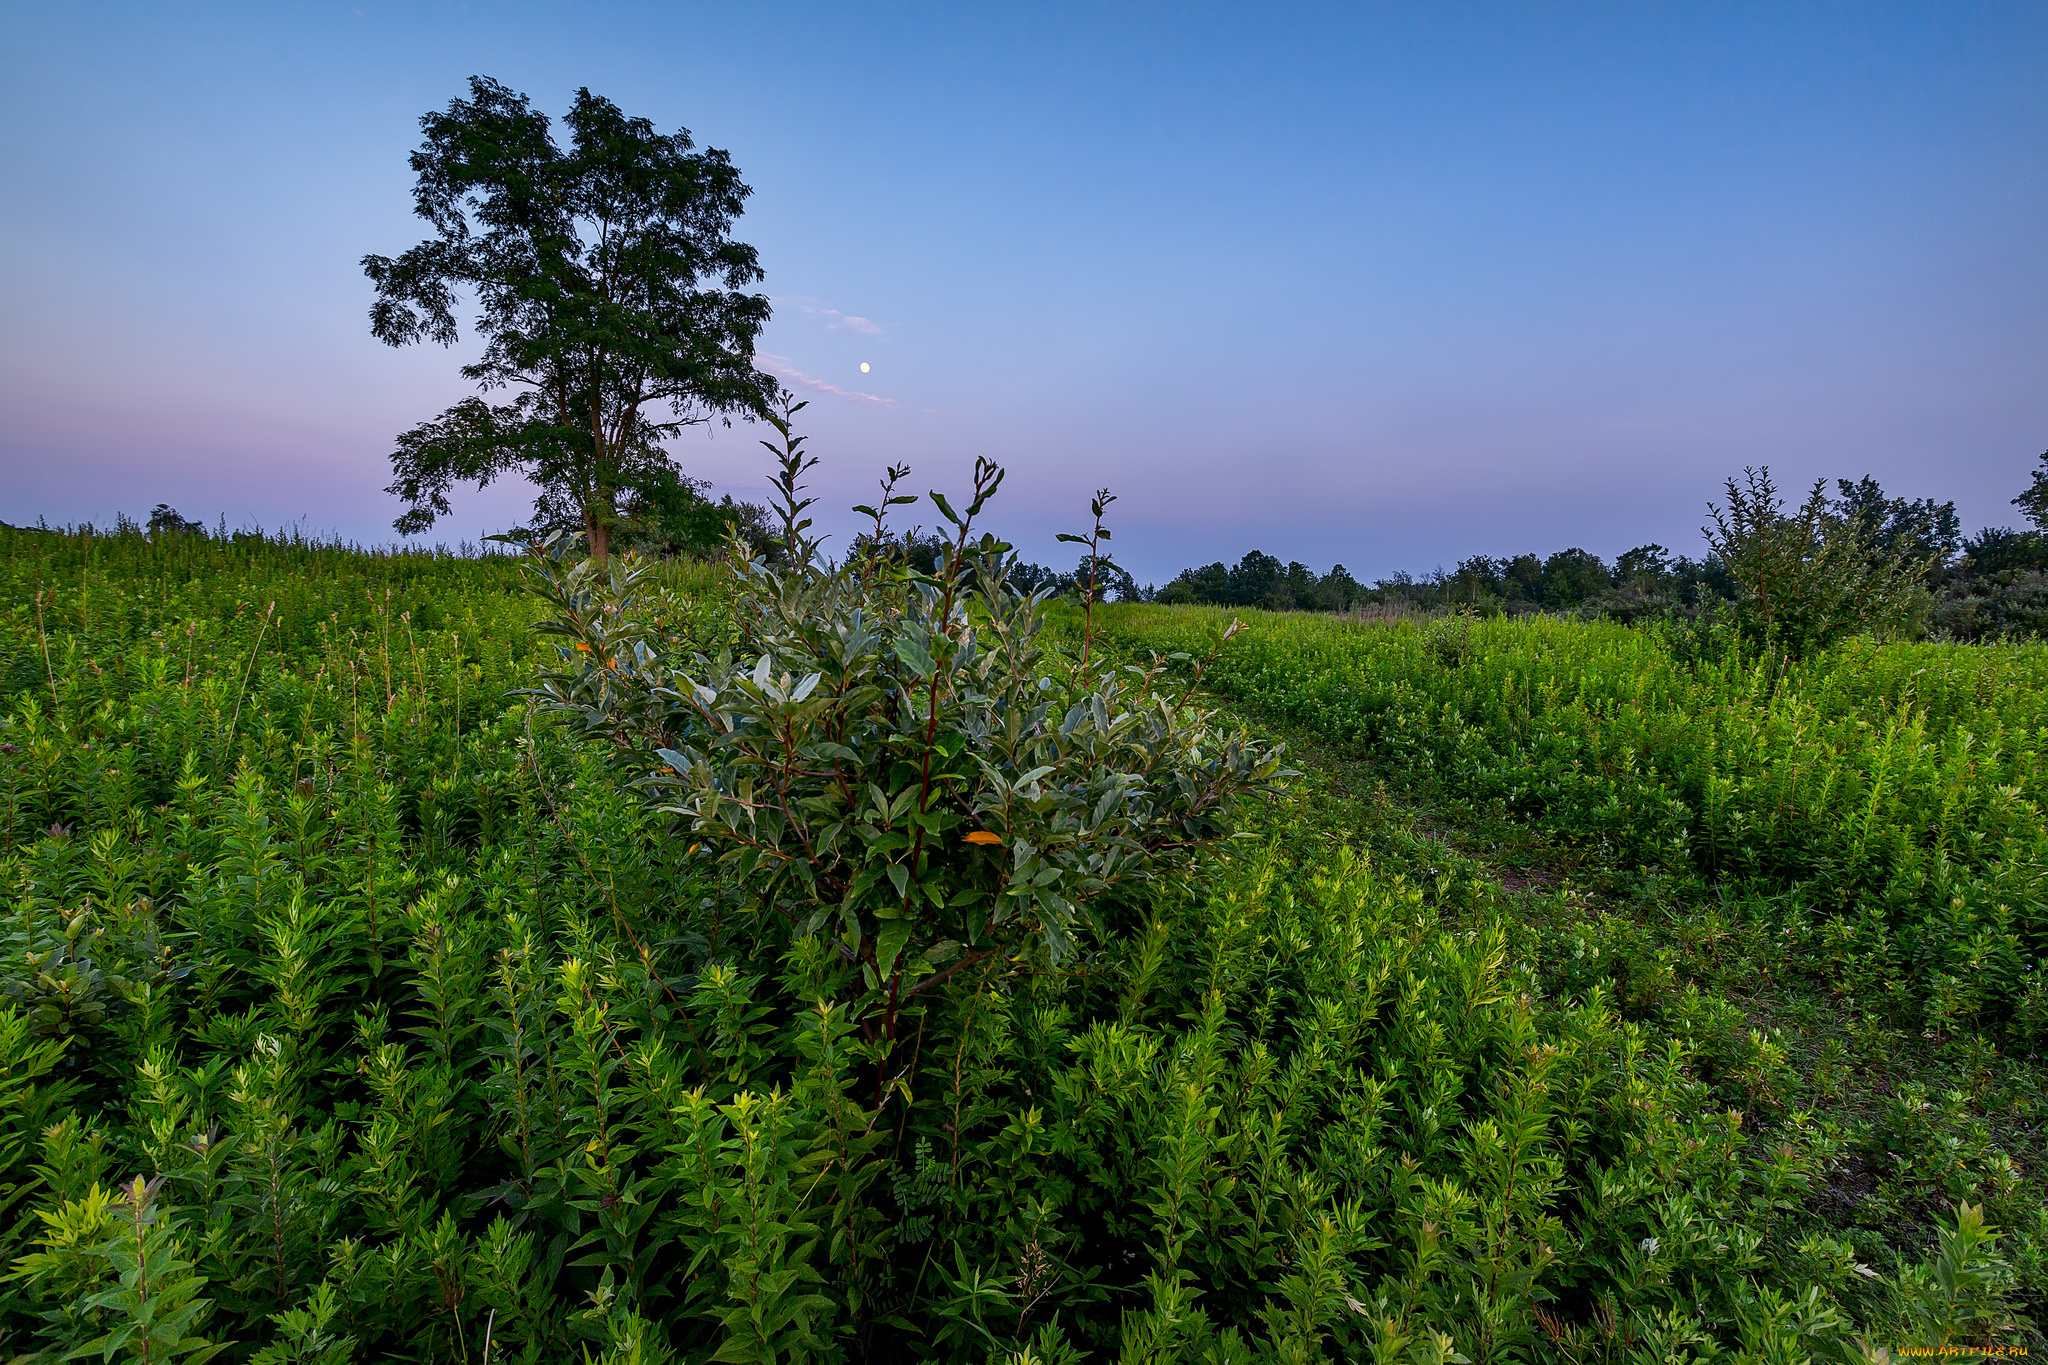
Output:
875 918 913 979
894 631 935 676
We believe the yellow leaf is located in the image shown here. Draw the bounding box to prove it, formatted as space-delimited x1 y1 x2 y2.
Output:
964 830 1003 846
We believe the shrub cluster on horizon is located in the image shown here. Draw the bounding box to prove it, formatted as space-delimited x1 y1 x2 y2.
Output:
1155 459 2048 643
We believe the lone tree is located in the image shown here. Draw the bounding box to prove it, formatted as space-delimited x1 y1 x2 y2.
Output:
364 76 775 557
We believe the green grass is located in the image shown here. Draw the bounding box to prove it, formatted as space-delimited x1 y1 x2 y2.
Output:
0 533 2037 1362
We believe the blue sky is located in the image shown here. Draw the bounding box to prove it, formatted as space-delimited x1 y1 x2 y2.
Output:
2 2 2043 582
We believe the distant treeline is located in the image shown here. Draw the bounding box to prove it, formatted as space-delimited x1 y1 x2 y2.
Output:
125 456 2048 642
1151 464 2048 641
1161 544 1725 615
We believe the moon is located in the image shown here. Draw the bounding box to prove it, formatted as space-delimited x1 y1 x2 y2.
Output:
859 362 870 373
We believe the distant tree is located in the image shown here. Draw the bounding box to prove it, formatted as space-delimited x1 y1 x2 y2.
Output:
147 504 205 538
1224 551 1286 608
1706 467 1933 657
1961 526 2048 578
1317 563 1364 611
848 527 949 576
1445 556 1502 608
2010 450 2048 531
1158 562 1228 605
1540 548 1611 607
1065 554 1140 603
1007 560 1066 598
1614 544 1672 582
1671 554 1736 608
1934 526 2048 640
1501 553 1545 603
363 76 775 558
1828 475 1960 575
1928 454 2048 640
1278 560 1316 609
583 471 776 560
1577 545 1685 624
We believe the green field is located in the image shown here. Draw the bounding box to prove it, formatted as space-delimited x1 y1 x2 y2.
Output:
1088 605 2048 1037
0 524 2040 1363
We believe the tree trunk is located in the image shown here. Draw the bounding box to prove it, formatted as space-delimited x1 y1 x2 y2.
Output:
584 508 610 562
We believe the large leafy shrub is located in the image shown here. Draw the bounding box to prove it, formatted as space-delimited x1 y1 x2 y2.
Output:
1706 467 1935 658
523 401 1290 1053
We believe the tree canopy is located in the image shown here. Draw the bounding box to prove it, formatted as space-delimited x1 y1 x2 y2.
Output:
364 76 775 557
1828 475 1960 570
1705 467 1936 656
2010 450 2048 532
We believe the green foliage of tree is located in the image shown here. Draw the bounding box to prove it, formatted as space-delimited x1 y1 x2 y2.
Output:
2009 449 2048 533
1888 1203 2014 1350
1533 548 1604 607
576 469 778 563
1157 552 1366 612
145 506 206 540
364 77 775 558
1829 476 1961 573
1931 456 2048 640
1613 543 1672 581
1706 467 1935 658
